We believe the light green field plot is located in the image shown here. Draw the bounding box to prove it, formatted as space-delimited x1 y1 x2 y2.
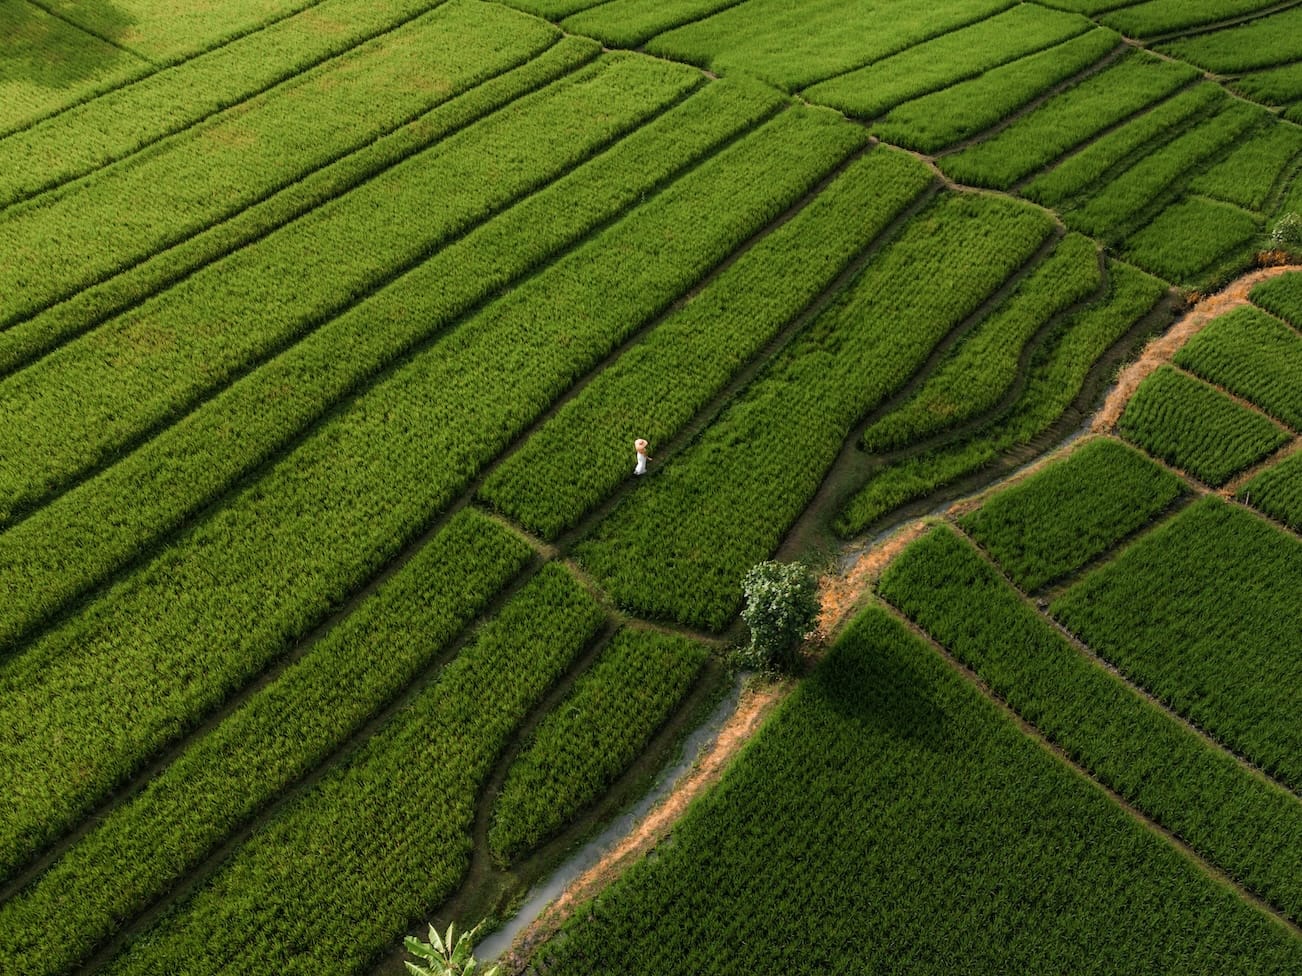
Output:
1102 0 1289 39
1160 6 1302 74
1123 196 1262 284
1175 306 1302 429
1252 270 1302 326
1054 497 1302 790
1117 365 1290 485
561 0 744 49
1236 62 1302 120
1188 123 1302 211
647 0 1017 92
537 604 1302 975
803 4 1092 120
871 27 1120 153
961 437 1185 591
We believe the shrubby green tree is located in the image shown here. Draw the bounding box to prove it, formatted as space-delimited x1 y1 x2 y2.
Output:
1272 211 1301 249
405 920 501 976
739 561 820 673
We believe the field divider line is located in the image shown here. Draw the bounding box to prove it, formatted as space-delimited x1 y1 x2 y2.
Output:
1167 361 1299 435
541 179 946 570
795 7 1044 97
1004 76 1205 194
20 0 154 63
932 42 1128 158
779 218 1067 554
0 25 572 337
1250 300 1302 340
1225 435 1302 496
867 243 1111 465
945 519 1302 804
873 594 1302 938
627 0 756 56
0 0 348 141
57 550 552 976
0 100 783 873
0 59 690 545
0 0 465 216
1135 0 1302 46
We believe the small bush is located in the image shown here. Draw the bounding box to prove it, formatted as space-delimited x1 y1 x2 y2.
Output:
1271 211 1302 249
739 561 819 674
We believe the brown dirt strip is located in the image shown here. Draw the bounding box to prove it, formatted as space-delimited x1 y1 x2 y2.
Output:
1093 264 1302 432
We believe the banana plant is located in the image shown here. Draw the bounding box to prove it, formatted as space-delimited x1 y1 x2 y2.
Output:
405 919 502 976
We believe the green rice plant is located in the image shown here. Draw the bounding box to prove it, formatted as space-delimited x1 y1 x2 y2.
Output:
0 10 586 332
0 102 858 881
488 627 709 865
1064 100 1266 241
478 146 932 540
1023 84 1225 209
1236 62 1302 115
1122 195 1262 285
1035 0 1150 12
647 0 1019 92
1117 365 1290 485
1188 123 1302 211
100 563 605 976
0 509 531 976
498 0 611 18
860 232 1101 453
0 52 701 525
1238 449 1302 531
1175 306 1302 429
0 36 600 379
939 51 1198 189
1104 0 1299 39
1053 496 1302 788
803 4 1092 120
1159 6 1302 73
880 525 1302 920
577 192 1054 630
871 28 1120 153
960 436 1185 590
0 0 521 210
55 0 324 64
1251 270 1302 328
537 604 1302 974
837 260 1168 535
0 0 149 135
560 0 744 49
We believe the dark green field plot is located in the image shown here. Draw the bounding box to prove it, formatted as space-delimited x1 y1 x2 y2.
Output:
536 605 1302 975
1253 271 1302 328
1053 497 1302 790
1239 449 1302 531
1189 123 1302 211
1118 365 1290 485
1176 306 1302 430
961 436 1185 591
1123 195 1262 284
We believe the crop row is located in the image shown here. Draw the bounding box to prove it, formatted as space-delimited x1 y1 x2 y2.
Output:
1175 306 1302 430
0 76 779 659
0 508 532 975
0 51 698 526
1158 5 1302 74
478 146 933 540
1023 84 1223 209
879 524 1302 920
1122 195 1262 285
803 4 1092 121
1117 365 1289 485
860 232 1100 453
870 28 1120 154
1252 271 1302 329
101 563 606 976
939 50 1197 189
0 0 476 209
645 0 1021 93
0 35 600 381
535 604 1302 974
0 0 561 332
1240 449 1302 531
1054 497 1302 789
961 436 1185 592
1063 99 1265 241
836 259 1169 536
577 191 1055 631
0 102 861 882
488 626 709 866
1101 0 1287 40
1188 123 1302 212
559 0 746 49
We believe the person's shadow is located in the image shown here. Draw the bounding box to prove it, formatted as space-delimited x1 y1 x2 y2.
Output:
1 0 139 93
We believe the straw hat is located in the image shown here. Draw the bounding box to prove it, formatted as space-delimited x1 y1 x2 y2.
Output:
634 438 649 451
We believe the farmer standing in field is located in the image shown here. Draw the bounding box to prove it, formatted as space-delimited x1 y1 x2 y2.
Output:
634 438 651 476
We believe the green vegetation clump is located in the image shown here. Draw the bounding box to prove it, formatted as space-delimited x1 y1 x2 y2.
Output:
739 561 819 673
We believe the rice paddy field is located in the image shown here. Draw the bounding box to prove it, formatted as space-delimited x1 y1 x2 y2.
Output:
2 1 1299 973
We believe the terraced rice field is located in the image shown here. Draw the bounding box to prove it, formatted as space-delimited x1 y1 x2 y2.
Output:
3 1 1300 973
